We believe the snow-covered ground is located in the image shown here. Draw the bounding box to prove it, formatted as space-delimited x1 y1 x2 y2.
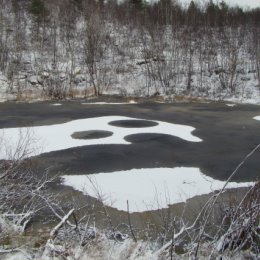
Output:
226 103 237 107
62 167 254 212
1 68 259 105
2 233 258 260
50 103 63 106
0 116 201 160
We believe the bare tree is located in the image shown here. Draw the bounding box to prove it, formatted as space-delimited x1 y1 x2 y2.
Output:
83 10 108 96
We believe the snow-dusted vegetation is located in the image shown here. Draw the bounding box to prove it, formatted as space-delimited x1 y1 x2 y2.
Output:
0 0 259 103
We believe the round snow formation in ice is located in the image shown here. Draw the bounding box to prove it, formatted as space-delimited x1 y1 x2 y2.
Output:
62 167 254 213
108 119 158 128
254 116 260 121
71 130 113 140
0 116 202 159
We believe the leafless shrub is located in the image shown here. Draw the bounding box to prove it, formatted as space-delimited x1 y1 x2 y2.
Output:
41 67 69 99
0 131 60 248
214 181 259 256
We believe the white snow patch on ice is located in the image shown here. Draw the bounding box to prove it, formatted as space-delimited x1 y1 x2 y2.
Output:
51 103 62 106
226 103 236 107
0 116 202 159
254 116 260 121
81 102 136 105
62 167 254 212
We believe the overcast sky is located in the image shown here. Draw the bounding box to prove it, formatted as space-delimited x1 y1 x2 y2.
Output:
205 0 259 9
148 0 260 9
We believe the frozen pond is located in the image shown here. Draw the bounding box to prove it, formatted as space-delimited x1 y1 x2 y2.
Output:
0 101 259 213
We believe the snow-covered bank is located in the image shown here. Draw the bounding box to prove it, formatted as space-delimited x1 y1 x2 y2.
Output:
2 234 259 260
62 167 254 212
0 67 259 105
0 116 201 160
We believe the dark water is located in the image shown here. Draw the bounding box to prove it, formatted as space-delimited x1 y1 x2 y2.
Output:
1 100 258 181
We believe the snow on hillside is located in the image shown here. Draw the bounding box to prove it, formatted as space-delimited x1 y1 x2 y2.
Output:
0 3 259 104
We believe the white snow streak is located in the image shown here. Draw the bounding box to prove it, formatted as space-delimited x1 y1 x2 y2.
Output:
81 101 137 105
51 103 62 106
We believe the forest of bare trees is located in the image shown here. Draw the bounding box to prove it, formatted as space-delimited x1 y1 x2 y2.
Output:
0 0 259 100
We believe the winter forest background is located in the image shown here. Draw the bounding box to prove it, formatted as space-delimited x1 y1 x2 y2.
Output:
0 0 259 101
